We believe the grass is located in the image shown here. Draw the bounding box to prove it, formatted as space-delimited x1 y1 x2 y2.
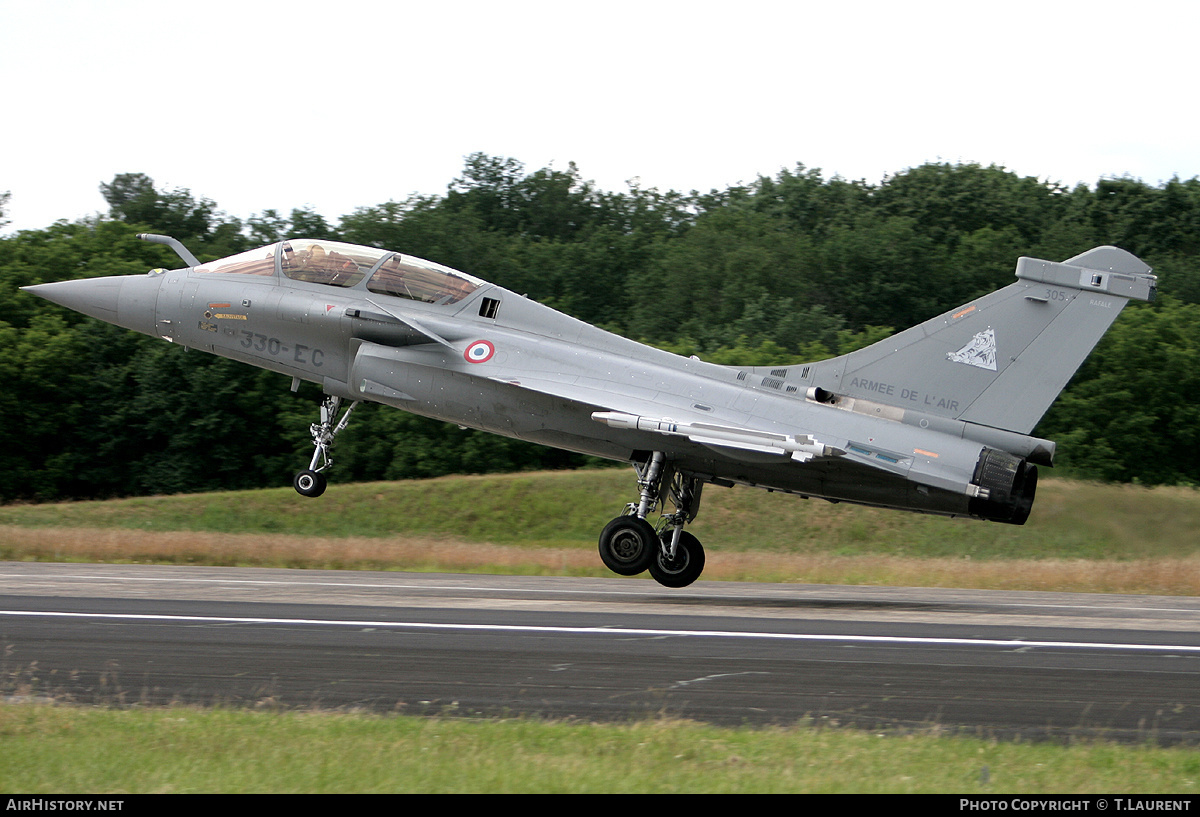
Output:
2 470 1199 593
2 704 1199 794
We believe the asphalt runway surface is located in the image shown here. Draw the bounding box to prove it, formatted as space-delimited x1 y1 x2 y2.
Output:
3 561 1200 743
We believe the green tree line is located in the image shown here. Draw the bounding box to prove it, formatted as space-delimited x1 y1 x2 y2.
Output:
2 158 1199 501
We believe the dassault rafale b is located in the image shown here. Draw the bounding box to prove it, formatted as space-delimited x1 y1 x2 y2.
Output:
23 235 1156 587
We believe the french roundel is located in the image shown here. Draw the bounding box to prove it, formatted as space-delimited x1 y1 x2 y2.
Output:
464 340 495 363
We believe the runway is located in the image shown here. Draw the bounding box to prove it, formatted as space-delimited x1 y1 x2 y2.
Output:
3 561 1200 743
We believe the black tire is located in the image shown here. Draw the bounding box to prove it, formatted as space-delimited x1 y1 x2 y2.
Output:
648 530 705 588
293 469 327 498
598 516 658 576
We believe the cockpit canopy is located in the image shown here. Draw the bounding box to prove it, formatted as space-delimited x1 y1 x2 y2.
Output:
193 239 486 306
282 239 382 288
193 245 277 277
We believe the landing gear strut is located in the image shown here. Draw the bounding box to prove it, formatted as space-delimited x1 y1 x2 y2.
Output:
597 452 706 587
293 394 359 498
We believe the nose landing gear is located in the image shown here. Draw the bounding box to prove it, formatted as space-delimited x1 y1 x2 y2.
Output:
597 452 706 587
293 394 359 498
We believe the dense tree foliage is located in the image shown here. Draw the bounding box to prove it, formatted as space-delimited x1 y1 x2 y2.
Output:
3 157 1199 500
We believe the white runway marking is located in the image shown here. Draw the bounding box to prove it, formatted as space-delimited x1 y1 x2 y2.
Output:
3 609 1200 653
3 571 1199 615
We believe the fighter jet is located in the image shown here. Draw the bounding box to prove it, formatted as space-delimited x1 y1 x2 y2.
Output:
22 234 1156 587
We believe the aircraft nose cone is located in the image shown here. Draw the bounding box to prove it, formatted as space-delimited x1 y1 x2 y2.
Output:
23 278 122 322
22 274 163 337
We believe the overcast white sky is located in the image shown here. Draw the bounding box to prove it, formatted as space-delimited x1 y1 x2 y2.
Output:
2 0 1197 235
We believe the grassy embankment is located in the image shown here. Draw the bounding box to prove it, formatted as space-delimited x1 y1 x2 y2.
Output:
2 469 1199 593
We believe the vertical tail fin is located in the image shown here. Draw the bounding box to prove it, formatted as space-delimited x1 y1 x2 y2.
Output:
806 246 1156 434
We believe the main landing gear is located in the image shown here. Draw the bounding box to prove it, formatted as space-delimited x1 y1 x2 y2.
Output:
293 394 359 498
598 452 706 588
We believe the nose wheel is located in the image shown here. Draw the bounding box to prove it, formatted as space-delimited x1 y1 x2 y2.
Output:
293 469 327 498
293 394 358 498
598 452 706 587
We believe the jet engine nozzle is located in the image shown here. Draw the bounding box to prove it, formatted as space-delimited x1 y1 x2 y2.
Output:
968 447 1038 525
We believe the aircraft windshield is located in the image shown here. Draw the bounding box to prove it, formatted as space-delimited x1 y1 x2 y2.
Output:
366 255 483 305
281 239 385 288
193 244 279 276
